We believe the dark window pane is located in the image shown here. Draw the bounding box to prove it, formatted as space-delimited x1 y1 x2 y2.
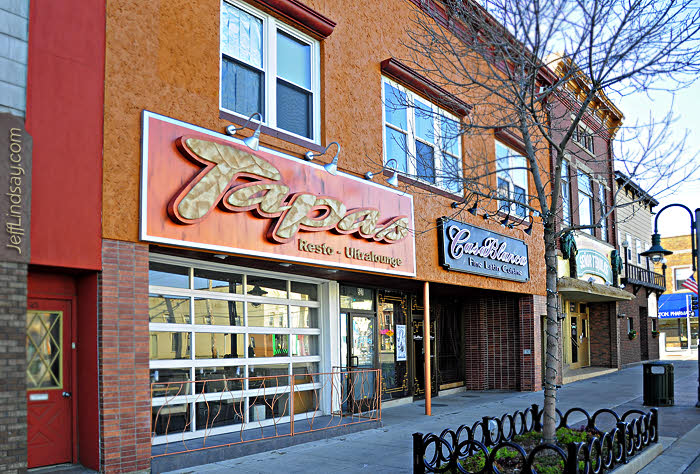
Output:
513 185 526 217
247 275 287 298
276 79 312 138
290 281 318 301
194 268 243 294
222 57 264 118
415 141 435 183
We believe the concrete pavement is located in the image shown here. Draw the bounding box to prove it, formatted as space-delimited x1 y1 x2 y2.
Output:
164 360 700 474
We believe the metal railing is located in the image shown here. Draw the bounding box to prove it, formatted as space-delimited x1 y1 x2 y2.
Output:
151 368 381 458
622 262 665 291
413 403 658 473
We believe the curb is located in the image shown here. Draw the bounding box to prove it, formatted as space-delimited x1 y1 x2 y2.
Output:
612 442 663 473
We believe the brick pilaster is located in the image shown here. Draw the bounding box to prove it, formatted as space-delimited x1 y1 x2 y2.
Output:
519 295 543 391
0 262 28 474
99 240 151 473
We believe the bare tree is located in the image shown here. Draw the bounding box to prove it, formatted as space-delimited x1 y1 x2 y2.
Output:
386 0 700 442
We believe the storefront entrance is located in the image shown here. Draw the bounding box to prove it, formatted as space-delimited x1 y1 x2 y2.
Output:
26 298 73 468
346 313 378 411
565 301 590 369
411 318 437 399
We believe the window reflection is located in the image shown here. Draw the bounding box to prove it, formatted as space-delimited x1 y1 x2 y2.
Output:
194 298 243 326
149 262 189 288
149 294 189 324
194 332 245 359
247 276 287 299
194 268 243 293
150 331 191 360
248 303 288 328
290 306 318 328
248 333 289 358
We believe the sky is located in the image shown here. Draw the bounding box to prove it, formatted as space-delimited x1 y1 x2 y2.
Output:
617 82 700 238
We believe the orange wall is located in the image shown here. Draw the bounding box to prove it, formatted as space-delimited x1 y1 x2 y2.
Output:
103 0 545 295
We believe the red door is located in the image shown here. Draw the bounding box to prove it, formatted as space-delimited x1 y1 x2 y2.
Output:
26 298 73 468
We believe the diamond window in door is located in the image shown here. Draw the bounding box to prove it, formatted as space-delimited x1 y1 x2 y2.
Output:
26 311 63 389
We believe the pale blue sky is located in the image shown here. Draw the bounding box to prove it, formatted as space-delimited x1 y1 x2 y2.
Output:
617 82 700 238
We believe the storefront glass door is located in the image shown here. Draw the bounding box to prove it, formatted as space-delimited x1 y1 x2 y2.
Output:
347 314 377 411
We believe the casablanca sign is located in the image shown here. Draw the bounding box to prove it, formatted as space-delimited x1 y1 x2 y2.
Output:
437 217 529 282
140 111 416 276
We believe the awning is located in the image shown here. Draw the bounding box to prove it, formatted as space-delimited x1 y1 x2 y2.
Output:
557 277 634 302
658 293 699 319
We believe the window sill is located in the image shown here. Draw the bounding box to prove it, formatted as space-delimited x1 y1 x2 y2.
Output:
220 110 325 154
389 170 464 200
572 140 596 158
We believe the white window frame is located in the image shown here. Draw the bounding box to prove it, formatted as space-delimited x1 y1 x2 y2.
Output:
577 171 594 234
381 76 463 194
219 0 321 143
674 266 693 292
598 182 608 241
148 254 327 444
561 159 571 226
625 233 632 260
635 239 643 265
496 141 529 218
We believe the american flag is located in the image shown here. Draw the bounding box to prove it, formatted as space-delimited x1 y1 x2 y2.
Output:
682 274 698 294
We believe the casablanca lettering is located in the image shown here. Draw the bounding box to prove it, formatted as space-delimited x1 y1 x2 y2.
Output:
447 226 527 266
169 137 409 245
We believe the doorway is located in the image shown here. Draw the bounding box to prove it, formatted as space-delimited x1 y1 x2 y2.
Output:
344 312 378 412
411 318 437 399
566 302 590 369
26 298 73 468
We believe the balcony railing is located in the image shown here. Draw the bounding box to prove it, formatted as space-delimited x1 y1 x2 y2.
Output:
622 262 665 292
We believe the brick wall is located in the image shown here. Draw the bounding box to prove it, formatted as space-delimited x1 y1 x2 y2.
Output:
99 240 151 473
0 262 27 473
519 295 543 391
589 302 620 368
618 293 646 365
463 292 522 390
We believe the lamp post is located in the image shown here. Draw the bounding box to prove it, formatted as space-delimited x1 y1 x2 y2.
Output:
640 204 700 408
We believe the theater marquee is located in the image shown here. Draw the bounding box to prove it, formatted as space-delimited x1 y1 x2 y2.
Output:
437 217 529 282
140 111 416 276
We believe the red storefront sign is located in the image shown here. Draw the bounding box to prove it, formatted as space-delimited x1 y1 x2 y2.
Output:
140 111 416 276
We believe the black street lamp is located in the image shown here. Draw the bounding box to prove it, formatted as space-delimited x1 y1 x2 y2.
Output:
640 204 700 408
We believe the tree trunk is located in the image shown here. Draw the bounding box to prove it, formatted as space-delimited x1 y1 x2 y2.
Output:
543 223 560 443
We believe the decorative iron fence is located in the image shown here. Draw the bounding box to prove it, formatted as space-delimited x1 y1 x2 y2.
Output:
151 368 380 457
413 403 658 473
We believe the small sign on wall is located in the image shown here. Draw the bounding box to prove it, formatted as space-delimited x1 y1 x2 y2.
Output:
396 324 407 361
1 113 32 263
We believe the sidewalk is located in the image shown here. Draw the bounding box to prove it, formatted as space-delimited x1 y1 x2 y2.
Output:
164 360 700 474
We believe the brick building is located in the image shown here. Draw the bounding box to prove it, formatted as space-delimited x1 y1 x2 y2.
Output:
615 172 663 364
547 59 637 381
3 0 553 472
656 234 698 354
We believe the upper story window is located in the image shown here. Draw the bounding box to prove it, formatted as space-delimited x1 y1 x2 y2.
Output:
496 142 528 217
635 239 643 265
382 77 463 194
625 233 632 260
674 267 693 291
220 1 320 141
577 171 593 234
561 160 571 226
573 122 594 154
598 183 608 241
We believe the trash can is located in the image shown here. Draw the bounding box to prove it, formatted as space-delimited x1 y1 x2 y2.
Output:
643 361 674 406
